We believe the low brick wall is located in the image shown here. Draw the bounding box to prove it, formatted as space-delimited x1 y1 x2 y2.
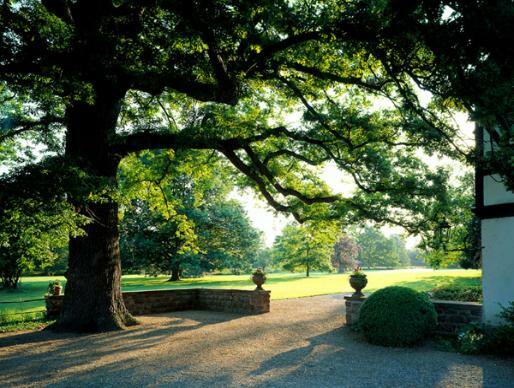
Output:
197 289 270 314
123 289 198 315
432 299 482 335
45 288 270 318
344 296 482 335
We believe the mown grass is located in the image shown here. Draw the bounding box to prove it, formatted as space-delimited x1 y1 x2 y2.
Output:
0 309 52 333
0 269 481 319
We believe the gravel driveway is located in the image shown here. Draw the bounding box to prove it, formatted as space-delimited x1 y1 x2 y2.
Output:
1 294 513 387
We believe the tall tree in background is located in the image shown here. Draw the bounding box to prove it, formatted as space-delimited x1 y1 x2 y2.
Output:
2 0 508 331
273 222 338 277
408 249 427 267
252 248 275 272
390 235 410 267
187 201 262 275
331 235 360 273
119 149 261 278
120 200 196 281
0 197 84 288
356 227 399 269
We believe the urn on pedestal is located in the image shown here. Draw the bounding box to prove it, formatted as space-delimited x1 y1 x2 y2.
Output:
252 269 267 290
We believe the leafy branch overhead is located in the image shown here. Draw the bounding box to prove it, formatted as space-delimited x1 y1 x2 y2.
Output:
1 0 493 237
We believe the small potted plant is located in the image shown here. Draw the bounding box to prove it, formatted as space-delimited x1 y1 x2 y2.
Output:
349 266 367 299
48 280 62 296
252 268 267 290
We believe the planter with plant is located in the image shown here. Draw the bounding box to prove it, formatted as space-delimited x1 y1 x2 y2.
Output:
252 269 267 290
349 266 367 298
47 280 62 296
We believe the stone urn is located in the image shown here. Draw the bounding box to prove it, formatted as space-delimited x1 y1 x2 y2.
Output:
252 269 266 290
349 274 367 299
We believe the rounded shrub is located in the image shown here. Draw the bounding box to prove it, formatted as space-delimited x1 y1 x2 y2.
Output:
358 286 437 347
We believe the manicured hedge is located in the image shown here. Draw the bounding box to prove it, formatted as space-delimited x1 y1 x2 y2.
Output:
359 286 437 347
431 285 482 302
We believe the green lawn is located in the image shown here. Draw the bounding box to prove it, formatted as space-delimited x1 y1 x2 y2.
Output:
0 268 481 317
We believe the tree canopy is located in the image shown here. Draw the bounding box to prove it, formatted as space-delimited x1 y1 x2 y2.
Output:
331 234 360 273
0 0 511 331
272 222 339 276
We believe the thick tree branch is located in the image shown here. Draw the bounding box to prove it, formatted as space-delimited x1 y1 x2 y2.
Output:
243 145 339 205
0 115 63 143
285 62 394 92
244 31 322 75
220 148 303 222
129 73 237 105
263 149 329 166
110 126 289 156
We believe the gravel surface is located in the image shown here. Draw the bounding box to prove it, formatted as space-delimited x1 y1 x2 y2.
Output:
1 294 513 387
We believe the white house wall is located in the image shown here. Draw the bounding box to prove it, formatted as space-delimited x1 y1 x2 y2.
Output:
481 216 514 324
483 174 514 206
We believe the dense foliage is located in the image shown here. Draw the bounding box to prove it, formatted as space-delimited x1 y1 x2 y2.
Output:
0 192 86 288
120 200 196 280
356 227 409 268
457 302 514 356
419 174 481 269
272 222 338 276
431 285 482 302
119 149 261 279
359 286 437 347
331 235 360 273
0 0 511 331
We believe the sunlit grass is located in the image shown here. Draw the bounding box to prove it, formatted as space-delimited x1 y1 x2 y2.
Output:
0 269 481 316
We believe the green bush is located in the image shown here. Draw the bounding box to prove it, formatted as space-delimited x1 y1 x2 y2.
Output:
456 323 489 355
457 301 514 356
431 285 482 302
359 286 437 347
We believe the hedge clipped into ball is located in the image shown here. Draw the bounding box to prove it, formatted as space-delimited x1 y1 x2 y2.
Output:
359 286 437 347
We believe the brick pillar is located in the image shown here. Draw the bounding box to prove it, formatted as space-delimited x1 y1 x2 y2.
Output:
344 296 366 325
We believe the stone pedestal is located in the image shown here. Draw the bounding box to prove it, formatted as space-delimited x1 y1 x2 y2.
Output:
44 295 63 319
344 295 366 325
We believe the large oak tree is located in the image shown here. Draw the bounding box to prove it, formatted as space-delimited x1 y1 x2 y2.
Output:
1 0 511 332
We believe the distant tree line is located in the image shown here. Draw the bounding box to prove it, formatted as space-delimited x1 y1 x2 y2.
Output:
270 223 414 276
0 154 479 288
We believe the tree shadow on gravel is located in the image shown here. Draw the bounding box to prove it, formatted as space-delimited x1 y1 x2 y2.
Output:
0 309 244 348
0 309 248 386
249 327 514 387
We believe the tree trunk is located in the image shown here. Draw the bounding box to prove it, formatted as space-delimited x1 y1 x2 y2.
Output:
168 263 181 282
56 86 136 332
0 260 20 289
337 266 345 274
306 264 310 277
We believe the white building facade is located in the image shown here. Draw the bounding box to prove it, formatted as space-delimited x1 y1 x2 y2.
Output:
476 125 514 324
